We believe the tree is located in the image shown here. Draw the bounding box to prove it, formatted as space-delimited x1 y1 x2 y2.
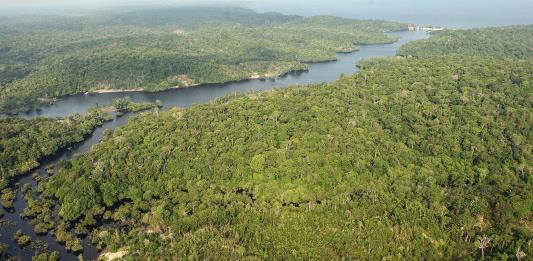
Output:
113 97 132 112
475 235 491 259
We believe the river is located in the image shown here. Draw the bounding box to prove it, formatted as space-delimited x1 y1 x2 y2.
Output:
0 30 428 260
21 31 428 119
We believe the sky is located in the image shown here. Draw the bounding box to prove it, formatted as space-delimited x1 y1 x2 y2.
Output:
1 0 532 28
249 0 533 28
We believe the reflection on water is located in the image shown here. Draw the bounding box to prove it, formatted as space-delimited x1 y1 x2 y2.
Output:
0 115 135 260
23 31 428 119
1 30 428 260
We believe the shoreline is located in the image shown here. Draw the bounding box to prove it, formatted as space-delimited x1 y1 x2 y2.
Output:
0 30 428 260
83 68 317 95
2 32 408 116
79 32 407 97
83 32 408 96
84 55 354 95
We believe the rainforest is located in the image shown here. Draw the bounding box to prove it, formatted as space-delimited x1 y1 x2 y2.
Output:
0 4 532 261
0 7 406 114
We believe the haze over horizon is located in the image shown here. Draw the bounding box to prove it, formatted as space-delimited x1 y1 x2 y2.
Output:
1 0 532 28
0 0 531 260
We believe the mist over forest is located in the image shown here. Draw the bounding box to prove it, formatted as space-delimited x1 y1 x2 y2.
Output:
2 0 533 27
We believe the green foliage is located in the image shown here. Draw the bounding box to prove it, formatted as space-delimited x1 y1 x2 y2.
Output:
32 251 59 261
0 7 407 113
54 222 84 253
112 97 131 112
0 108 112 204
112 97 161 113
398 25 533 59
13 229 32 247
21 186 56 235
41 52 532 259
0 187 15 209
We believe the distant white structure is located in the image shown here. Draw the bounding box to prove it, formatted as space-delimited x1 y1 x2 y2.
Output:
408 24 445 32
419 27 445 32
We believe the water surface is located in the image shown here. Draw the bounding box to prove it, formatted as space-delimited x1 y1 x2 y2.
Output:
249 0 533 28
1 30 428 260
23 31 428 119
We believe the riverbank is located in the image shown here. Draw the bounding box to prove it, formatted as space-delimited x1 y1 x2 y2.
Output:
68 63 314 97
0 112 145 260
8 31 428 119
0 30 429 260
0 99 162 259
1 42 381 115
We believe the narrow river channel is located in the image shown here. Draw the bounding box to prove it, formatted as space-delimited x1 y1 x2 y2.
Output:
0 30 429 260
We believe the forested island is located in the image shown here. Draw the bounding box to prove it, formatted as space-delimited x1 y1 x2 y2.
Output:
1 24 529 260
0 7 408 114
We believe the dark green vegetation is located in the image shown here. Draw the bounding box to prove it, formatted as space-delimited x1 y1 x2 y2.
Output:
398 25 533 59
0 7 407 113
0 97 160 211
33 26 532 259
22 179 58 235
112 97 162 115
8 226 58 260
0 108 111 209
22 174 85 254
32 251 60 261
13 230 31 247
0 109 110 183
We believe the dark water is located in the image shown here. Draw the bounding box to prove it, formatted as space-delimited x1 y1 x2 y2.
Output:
0 115 134 260
1 30 428 260
22 31 428 119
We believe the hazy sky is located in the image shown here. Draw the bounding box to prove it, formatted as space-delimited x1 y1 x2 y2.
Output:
1 0 212 6
3 0 531 8
1 0 532 28
251 0 533 27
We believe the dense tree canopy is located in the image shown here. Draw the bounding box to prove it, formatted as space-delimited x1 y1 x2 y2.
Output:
36 51 533 259
0 108 111 209
0 7 407 113
0 98 157 210
398 25 533 59
0 109 111 185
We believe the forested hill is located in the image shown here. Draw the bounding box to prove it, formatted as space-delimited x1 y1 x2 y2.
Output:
32 26 532 259
0 7 407 114
109 7 301 28
398 25 533 59
0 8 300 31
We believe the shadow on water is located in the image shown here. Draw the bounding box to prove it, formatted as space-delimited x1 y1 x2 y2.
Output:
0 115 135 260
21 31 429 119
0 30 428 260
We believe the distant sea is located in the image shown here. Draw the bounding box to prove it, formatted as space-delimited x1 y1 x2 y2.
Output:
248 0 533 29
